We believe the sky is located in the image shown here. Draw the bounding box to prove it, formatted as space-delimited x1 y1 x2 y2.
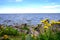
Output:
0 0 60 13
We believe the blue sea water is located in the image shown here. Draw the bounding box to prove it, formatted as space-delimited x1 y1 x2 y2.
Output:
0 13 60 25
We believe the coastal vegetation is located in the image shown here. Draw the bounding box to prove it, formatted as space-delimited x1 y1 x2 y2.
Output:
0 18 60 40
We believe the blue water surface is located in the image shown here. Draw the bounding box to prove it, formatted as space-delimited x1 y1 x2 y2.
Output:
0 13 60 25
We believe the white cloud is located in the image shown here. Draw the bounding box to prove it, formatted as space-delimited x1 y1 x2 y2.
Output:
0 5 60 13
42 5 60 9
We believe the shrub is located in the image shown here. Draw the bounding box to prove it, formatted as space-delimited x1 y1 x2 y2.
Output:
0 27 19 36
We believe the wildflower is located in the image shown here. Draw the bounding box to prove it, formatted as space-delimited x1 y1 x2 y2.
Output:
51 20 60 24
44 26 48 29
46 23 51 27
41 20 46 23
56 22 60 24
3 35 8 39
44 21 49 24
41 19 49 24
41 20 48 24
50 20 56 24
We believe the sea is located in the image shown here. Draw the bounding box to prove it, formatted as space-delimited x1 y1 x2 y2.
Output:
0 13 60 26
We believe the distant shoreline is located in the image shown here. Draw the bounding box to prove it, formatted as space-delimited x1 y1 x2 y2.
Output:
0 13 60 14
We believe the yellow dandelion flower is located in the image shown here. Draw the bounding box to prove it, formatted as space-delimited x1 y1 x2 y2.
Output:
44 21 48 24
3 35 8 39
41 20 49 24
46 24 51 27
56 22 60 24
41 20 46 23
44 26 48 29
50 20 56 24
